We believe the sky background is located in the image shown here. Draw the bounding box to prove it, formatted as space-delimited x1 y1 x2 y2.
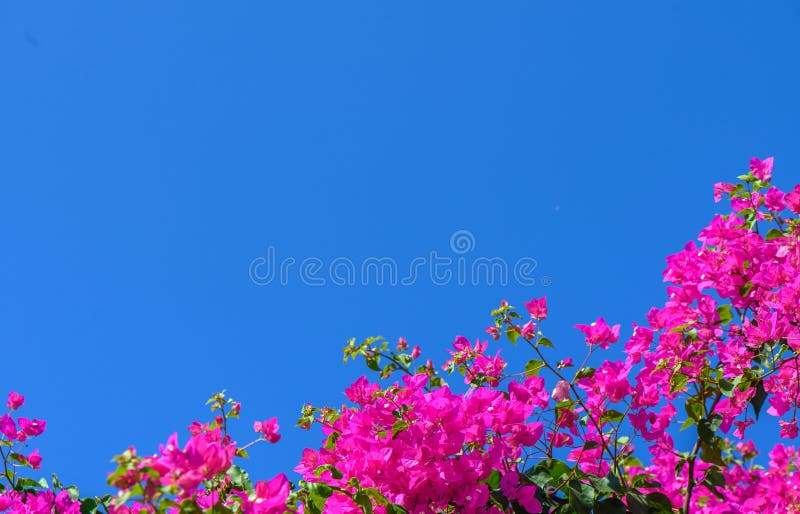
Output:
1 0 799 497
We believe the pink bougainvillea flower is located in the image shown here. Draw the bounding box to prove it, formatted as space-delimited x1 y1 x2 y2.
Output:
252 473 292 513
779 420 798 439
557 357 573 369
551 380 571 402
574 317 620 349
468 351 506 387
500 472 542 512
629 403 676 441
733 419 754 439
525 297 548 320
579 360 631 403
0 414 16 439
624 322 653 365
521 320 536 339
764 187 786 211
500 472 518 498
187 421 207 436
253 417 281 443
549 430 573 447
153 428 236 492
27 449 42 470
517 485 542 513
345 375 380 406
17 417 46 437
396 336 408 351
7 392 24 411
785 184 800 214
750 156 774 181
713 182 736 202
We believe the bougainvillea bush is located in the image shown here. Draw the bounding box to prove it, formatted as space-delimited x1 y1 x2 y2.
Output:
3 157 800 513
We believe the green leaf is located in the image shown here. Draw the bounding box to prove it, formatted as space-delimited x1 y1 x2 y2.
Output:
588 472 624 495
684 397 704 421
716 304 733 325
79 498 99 514
596 497 626 514
567 479 595 514
481 469 502 490
396 353 412 367
599 410 625 424
353 491 374 514
700 439 725 466
115 483 143 505
362 487 391 505
505 326 519 345
646 492 675 512
304 498 323 514
177 499 204 514
704 466 725 487
625 491 649 514
380 363 396 379
524 459 571 488
8 453 26 466
524 359 545 377
698 414 723 444
429 376 445 388
630 475 660 489
538 337 554 348
766 228 785 240
391 420 408 438
718 378 735 397
15 477 45 490
365 356 380 372
210 504 235 514
314 464 344 480
575 367 595 380
228 465 252 488
306 481 334 498
669 320 696 333
670 372 689 394
324 431 341 450
750 380 767 420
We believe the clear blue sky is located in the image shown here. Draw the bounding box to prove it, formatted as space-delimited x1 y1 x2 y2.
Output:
1 1 799 496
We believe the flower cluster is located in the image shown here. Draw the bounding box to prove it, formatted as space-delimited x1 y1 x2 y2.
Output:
296 369 546 513
0 392 81 514
106 391 292 514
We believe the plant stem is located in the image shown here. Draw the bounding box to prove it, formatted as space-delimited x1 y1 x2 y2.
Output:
682 438 702 514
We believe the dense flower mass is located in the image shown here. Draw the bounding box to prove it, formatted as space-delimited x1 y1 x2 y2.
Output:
296 371 546 513
2 156 800 513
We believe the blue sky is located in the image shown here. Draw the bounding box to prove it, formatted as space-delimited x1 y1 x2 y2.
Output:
1 1 799 496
